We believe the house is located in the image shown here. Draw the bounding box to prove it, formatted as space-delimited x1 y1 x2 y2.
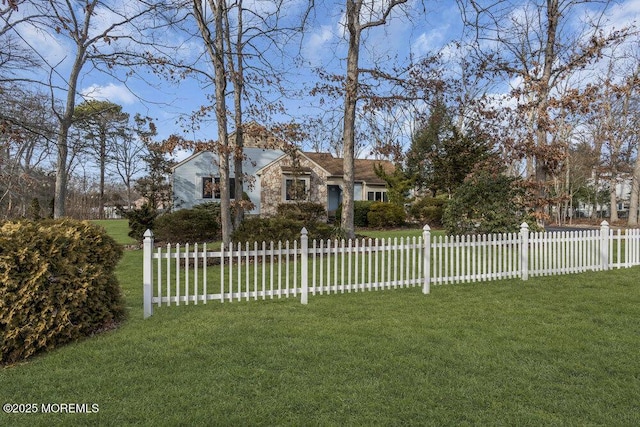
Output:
575 174 638 219
171 128 395 217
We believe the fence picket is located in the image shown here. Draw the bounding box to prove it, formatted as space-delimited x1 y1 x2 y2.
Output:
348 239 353 292
156 246 162 307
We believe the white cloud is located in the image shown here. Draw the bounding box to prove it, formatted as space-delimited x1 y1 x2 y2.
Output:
411 28 448 58
303 25 336 66
80 83 137 105
605 0 640 28
17 23 68 66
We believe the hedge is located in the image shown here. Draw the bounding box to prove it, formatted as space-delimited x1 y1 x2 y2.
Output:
0 219 125 366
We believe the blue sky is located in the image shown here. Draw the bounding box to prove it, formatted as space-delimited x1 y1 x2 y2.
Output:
8 0 640 162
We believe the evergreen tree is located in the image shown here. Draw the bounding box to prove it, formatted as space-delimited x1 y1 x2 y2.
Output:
134 142 174 211
406 100 498 197
443 170 537 235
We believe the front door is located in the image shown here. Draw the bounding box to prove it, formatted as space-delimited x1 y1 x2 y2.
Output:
327 185 342 214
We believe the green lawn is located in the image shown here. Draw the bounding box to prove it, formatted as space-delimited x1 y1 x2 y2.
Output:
90 219 138 246
1 227 640 426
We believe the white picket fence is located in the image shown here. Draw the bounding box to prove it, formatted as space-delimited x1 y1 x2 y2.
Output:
143 221 640 318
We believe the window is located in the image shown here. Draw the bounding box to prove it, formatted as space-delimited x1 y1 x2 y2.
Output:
203 177 213 199
203 177 235 200
367 191 388 202
285 178 308 201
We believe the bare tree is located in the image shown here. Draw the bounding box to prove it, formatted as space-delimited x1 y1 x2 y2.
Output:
620 58 639 226
191 0 233 243
155 0 308 243
340 0 408 239
4 0 161 218
110 114 150 209
0 88 56 219
594 53 639 224
457 0 630 221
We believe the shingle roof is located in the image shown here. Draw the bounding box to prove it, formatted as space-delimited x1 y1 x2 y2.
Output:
303 152 395 185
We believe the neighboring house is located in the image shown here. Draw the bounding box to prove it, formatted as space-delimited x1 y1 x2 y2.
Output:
171 130 394 217
576 174 638 219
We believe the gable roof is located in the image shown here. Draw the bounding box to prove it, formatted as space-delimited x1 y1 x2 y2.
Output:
302 152 394 185
171 150 209 172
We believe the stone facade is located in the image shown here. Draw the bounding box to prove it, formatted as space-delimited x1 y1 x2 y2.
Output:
258 153 330 217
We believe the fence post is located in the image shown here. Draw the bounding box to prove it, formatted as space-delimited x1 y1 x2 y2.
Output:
520 222 529 281
600 220 610 271
301 227 308 305
422 224 431 294
143 229 154 319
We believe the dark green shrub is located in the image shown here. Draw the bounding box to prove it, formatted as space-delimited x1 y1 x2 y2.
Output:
0 219 125 366
443 171 538 235
367 202 406 228
335 201 375 227
118 203 158 243
410 196 448 227
277 202 327 222
232 216 335 243
154 203 221 244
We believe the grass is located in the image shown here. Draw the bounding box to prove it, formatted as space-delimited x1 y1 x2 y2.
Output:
90 219 137 246
1 227 640 425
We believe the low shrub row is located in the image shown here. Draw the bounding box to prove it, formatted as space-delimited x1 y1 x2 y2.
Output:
231 216 336 243
124 197 456 247
335 200 407 228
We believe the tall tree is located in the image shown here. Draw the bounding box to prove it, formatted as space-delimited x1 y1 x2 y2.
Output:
406 99 498 197
587 48 639 223
0 88 56 219
191 0 232 243
159 0 308 243
340 0 408 239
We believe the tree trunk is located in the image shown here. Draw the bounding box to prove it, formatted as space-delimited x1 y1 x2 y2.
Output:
53 3 91 219
231 0 244 229
99 130 106 219
628 157 640 226
532 0 559 223
193 0 232 244
341 1 361 240
609 175 619 223
54 129 69 219
213 0 232 245
233 124 244 228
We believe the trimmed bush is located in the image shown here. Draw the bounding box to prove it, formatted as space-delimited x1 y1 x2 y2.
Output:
335 200 375 227
277 202 327 222
367 202 406 228
410 196 448 227
0 219 125 366
154 203 221 244
231 216 335 243
118 203 158 243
